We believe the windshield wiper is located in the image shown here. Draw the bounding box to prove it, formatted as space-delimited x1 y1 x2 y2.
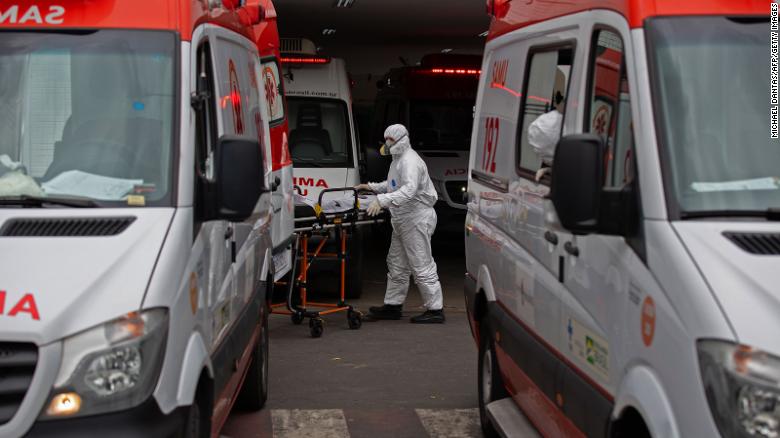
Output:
681 208 780 221
0 195 99 208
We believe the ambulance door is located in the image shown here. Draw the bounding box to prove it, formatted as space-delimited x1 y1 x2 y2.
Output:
208 27 273 405
555 22 657 436
192 36 234 354
261 56 294 279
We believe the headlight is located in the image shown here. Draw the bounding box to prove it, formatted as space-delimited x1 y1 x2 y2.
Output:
698 340 780 438
40 308 168 419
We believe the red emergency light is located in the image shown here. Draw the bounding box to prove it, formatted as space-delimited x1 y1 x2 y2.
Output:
281 56 330 65
428 68 481 75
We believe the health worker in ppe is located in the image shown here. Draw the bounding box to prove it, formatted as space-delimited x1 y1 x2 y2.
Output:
355 124 445 324
528 88 565 182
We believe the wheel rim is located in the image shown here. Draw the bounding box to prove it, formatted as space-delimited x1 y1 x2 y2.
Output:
482 347 493 406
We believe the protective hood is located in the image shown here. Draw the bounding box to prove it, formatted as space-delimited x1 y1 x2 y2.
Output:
673 221 780 354
384 124 411 156
0 209 174 345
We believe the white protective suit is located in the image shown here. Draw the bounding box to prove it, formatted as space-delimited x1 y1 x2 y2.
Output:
527 109 563 165
368 124 443 310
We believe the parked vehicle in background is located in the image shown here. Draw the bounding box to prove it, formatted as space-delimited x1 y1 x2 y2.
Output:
465 1 777 437
370 53 481 233
281 37 364 297
252 0 295 281
0 1 278 436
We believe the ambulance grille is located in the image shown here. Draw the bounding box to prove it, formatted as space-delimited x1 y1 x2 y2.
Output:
0 342 37 425
281 38 302 52
724 232 780 255
0 217 135 237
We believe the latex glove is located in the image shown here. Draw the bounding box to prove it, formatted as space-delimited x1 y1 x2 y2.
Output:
354 183 372 192
535 167 551 182
366 200 382 217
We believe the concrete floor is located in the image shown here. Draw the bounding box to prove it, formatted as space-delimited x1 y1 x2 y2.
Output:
222 230 482 437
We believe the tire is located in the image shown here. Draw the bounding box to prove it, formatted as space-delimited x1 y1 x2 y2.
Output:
236 306 270 410
478 319 507 438
345 229 364 299
179 381 211 438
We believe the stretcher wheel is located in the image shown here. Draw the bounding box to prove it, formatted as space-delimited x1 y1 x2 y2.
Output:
291 312 304 325
309 318 324 338
347 310 362 330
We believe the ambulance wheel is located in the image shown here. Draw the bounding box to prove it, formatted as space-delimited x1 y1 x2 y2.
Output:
309 318 324 338
345 230 364 299
478 319 507 438
179 379 211 438
291 312 304 325
236 310 269 410
347 310 362 330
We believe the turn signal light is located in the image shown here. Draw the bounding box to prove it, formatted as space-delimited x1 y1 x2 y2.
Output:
46 392 82 417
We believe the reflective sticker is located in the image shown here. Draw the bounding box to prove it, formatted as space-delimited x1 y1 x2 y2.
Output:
567 317 609 380
641 296 656 347
127 195 145 206
189 272 198 315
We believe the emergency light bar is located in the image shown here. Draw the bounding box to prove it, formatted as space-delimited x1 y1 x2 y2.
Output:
428 68 481 75
281 56 331 64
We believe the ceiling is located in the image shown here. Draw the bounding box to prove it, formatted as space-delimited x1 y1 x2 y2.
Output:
274 0 490 50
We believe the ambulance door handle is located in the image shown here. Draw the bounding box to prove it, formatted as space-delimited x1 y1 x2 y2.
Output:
544 231 558 246
564 241 580 257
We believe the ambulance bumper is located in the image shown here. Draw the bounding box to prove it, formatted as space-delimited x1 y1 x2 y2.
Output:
25 397 187 438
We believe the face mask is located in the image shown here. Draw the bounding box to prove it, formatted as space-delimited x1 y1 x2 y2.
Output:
380 138 396 156
380 134 406 156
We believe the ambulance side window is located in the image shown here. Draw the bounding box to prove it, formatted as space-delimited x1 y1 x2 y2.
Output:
516 46 574 180
586 29 635 187
261 58 285 125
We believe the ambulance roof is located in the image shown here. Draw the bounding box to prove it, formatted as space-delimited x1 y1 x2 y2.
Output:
283 58 351 103
488 0 768 41
0 0 260 42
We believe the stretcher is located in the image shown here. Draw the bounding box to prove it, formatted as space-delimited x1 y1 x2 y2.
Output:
272 187 385 337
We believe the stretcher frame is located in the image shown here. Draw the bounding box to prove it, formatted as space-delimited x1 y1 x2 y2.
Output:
271 187 384 338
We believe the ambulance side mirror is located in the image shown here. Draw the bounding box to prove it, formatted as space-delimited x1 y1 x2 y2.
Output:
215 136 266 222
549 134 604 235
550 134 638 237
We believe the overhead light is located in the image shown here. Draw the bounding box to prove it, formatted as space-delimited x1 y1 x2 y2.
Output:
478 31 489 37
333 0 355 7
441 48 454 54
322 28 337 36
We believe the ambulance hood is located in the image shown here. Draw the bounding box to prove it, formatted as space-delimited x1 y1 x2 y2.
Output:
0 209 174 345
418 150 469 181
673 221 780 355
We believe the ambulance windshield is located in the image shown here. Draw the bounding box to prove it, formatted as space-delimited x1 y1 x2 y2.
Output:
287 97 353 168
409 100 473 151
0 30 176 206
649 17 780 217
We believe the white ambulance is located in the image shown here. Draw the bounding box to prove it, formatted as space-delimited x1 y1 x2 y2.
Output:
281 38 364 297
0 1 279 436
466 1 778 437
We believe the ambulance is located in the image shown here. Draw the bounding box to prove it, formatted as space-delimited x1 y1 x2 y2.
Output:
0 1 281 436
281 38 365 297
251 0 295 281
464 1 778 437
371 54 482 233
